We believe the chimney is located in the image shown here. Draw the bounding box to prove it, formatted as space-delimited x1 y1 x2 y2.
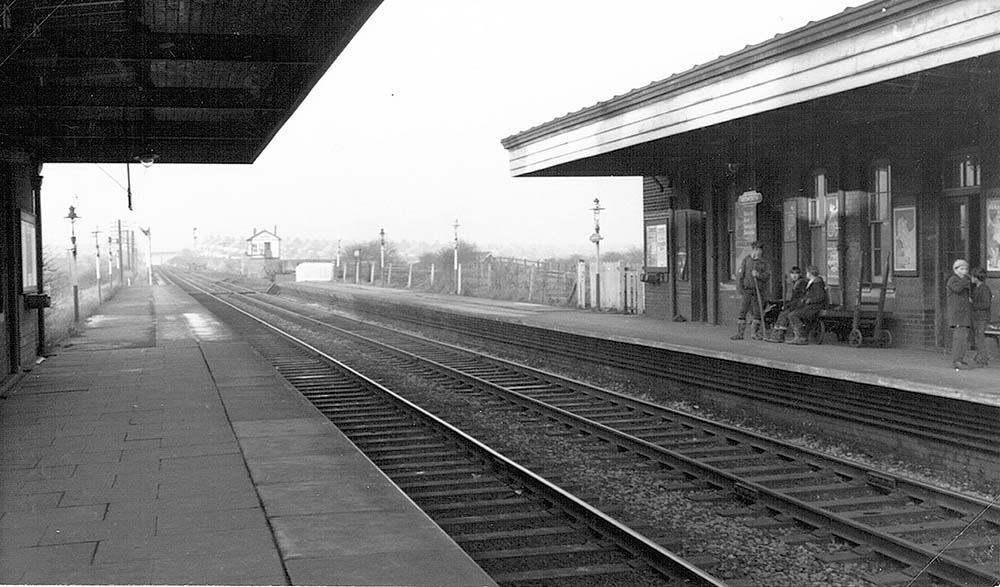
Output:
273 225 278 236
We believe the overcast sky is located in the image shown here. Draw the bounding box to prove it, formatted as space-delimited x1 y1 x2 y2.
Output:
41 0 856 257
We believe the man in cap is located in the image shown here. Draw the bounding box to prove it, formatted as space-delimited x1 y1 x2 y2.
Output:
947 258 974 370
731 241 771 340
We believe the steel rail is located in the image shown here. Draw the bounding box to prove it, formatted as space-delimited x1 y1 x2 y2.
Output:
199 278 999 587
163 268 728 587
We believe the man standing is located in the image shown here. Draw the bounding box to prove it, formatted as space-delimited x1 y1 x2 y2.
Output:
731 241 771 341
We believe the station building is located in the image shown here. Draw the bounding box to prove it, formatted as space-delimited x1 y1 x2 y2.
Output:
0 0 382 384
502 0 999 350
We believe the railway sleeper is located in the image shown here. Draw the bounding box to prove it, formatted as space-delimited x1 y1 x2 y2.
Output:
378 458 475 471
420 496 537 514
455 528 604 558
488 562 640 586
360 440 451 457
394 476 506 491
475 546 634 576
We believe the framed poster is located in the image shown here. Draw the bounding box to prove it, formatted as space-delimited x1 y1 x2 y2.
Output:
826 195 839 240
825 243 839 286
21 215 38 293
645 224 668 269
892 206 918 275
988 198 1000 273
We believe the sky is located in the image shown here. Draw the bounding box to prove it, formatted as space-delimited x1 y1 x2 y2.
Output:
40 0 857 258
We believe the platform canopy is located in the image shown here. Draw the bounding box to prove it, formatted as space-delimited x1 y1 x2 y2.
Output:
501 0 1000 177
0 0 382 164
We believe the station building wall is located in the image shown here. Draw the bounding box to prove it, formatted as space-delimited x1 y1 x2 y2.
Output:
1 155 44 378
641 105 998 350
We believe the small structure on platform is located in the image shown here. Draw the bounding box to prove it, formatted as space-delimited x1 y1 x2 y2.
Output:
295 262 334 282
243 227 283 278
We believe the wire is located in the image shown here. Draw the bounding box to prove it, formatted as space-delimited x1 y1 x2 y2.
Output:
93 163 127 191
903 493 1000 586
0 0 69 71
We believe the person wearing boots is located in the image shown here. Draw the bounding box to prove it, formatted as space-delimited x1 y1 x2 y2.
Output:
766 266 807 343
946 259 974 370
731 241 771 340
786 265 828 345
970 266 992 367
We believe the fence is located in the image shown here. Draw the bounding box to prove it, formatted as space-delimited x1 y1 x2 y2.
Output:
305 255 644 313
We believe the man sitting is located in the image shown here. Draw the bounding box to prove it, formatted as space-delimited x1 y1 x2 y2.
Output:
786 265 828 345
766 266 806 343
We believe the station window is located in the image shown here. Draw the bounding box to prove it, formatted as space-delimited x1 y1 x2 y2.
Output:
809 173 826 226
945 153 980 189
869 161 892 281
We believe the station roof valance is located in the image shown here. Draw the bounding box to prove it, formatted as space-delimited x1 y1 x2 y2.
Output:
501 0 1000 177
0 0 382 164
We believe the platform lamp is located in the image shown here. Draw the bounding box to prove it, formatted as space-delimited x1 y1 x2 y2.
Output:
64 205 81 321
379 228 386 286
590 198 604 311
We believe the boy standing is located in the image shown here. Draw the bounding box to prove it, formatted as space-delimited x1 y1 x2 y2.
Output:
971 267 993 367
947 259 973 370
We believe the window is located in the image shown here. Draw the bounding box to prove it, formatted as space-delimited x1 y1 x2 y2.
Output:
945 153 980 189
869 161 892 281
809 173 826 226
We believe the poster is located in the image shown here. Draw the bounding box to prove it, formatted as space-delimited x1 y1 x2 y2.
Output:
892 206 918 274
988 199 1000 273
826 196 839 240
825 242 839 286
645 224 668 268
734 191 761 275
783 199 797 242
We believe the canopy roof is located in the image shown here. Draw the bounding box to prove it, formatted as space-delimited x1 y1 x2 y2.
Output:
501 0 1000 177
0 0 382 164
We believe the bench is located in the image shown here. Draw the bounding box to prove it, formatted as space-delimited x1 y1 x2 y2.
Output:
985 324 1000 356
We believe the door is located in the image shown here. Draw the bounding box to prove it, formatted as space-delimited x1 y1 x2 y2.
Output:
942 197 978 269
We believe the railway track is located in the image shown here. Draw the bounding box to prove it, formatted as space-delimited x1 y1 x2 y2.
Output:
164 270 723 587
166 270 1000 587
310 287 998 464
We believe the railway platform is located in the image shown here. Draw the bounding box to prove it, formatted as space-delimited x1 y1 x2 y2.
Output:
281 281 1000 408
0 281 497 586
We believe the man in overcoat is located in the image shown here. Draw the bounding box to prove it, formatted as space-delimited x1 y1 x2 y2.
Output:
731 241 771 341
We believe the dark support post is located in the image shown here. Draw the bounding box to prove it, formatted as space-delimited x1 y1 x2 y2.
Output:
117 220 125 285
32 173 45 357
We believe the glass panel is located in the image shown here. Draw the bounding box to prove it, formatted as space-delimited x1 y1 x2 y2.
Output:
943 200 969 264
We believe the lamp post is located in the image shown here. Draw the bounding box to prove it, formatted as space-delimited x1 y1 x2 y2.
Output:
379 228 386 285
354 249 361 285
453 219 460 295
92 228 102 304
590 198 604 311
65 206 80 321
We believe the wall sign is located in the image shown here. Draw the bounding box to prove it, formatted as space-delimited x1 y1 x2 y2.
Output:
734 191 761 276
21 215 37 293
988 199 1000 273
645 224 668 269
892 206 918 275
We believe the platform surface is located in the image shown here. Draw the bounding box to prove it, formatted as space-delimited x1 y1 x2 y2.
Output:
284 280 1000 407
0 281 496 586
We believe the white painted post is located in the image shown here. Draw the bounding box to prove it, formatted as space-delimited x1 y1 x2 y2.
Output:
407 263 413 288
430 263 435 286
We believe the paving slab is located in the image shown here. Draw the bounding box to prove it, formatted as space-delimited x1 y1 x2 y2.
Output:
0 281 497 586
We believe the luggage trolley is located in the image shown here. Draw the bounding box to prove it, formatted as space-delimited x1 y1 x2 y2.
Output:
847 254 893 348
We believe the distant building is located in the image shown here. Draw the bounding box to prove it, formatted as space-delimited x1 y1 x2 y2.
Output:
246 227 281 259
243 227 283 278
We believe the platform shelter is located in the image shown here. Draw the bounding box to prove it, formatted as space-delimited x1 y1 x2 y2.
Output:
502 0 1000 351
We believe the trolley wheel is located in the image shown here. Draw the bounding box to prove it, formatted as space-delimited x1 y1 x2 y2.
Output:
848 328 863 348
878 330 893 348
808 320 825 345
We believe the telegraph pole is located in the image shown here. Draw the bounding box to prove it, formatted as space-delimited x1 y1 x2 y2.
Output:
379 228 386 285
92 229 102 304
453 219 460 295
